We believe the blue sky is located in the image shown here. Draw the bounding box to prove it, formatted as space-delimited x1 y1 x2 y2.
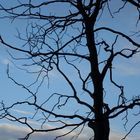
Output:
0 0 140 140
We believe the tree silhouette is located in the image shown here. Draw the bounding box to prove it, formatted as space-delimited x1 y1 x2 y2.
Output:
0 1 140 140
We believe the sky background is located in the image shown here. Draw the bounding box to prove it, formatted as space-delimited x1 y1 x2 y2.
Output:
0 0 140 140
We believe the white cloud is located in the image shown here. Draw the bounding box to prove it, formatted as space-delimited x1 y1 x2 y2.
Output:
0 123 89 140
110 128 140 140
110 129 127 140
0 123 139 140
0 123 56 140
0 124 28 140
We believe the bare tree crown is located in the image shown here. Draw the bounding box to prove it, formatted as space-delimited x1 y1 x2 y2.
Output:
0 1 140 140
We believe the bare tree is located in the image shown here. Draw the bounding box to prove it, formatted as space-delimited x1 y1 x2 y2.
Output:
0 0 140 140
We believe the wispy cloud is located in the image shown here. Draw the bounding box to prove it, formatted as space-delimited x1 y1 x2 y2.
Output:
0 123 89 140
0 123 28 140
12 109 33 115
0 123 139 140
115 63 140 76
114 52 140 76
110 128 140 140
1 58 12 65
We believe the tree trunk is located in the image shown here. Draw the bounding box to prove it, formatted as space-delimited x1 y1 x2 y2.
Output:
94 117 110 140
83 8 110 139
91 78 110 140
93 82 110 140
88 117 110 140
